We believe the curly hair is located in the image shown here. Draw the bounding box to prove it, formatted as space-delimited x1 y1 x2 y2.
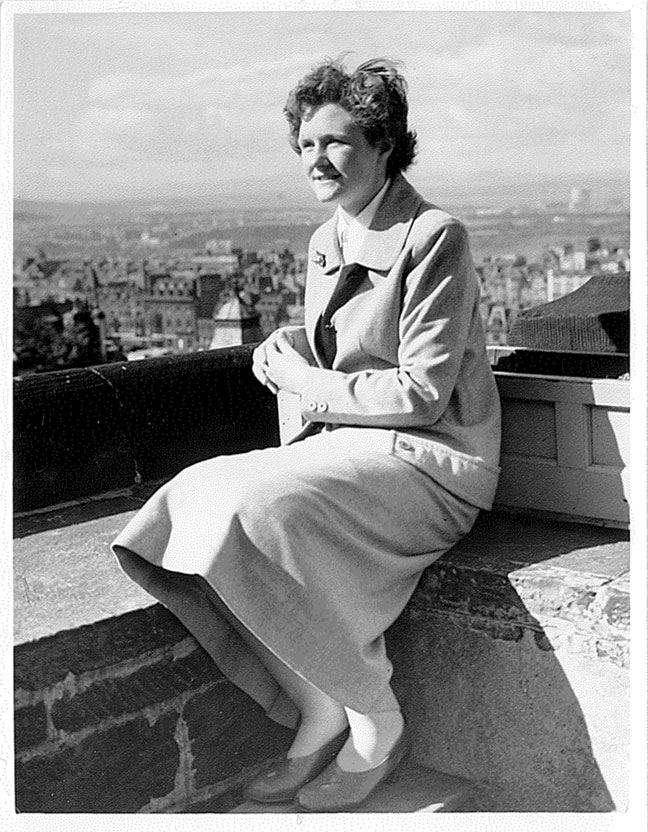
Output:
284 57 417 178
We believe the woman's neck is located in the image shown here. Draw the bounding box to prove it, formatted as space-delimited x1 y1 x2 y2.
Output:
339 177 389 222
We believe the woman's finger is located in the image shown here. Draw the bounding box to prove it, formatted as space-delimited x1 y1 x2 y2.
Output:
265 339 283 358
252 361 267 386
252 349 281 394
274 329 295 351
252 342 268 366
271 337 298 358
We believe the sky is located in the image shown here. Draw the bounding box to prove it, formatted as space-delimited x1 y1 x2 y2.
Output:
10 5 632 205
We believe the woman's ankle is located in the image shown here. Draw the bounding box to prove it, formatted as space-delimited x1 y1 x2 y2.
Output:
336 708 404 771
287 710 349 758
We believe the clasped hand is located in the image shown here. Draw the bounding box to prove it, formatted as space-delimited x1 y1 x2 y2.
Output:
252 328 311 395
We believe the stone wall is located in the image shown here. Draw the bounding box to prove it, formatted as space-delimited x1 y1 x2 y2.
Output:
14 347 289 812
388 512 630 812
14 345 279 512
13 346 631 813
15 603 293 813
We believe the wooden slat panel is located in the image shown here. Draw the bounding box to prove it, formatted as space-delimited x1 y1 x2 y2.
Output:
496 373 630 407
555 401 589 469
501 399 557 459
590 407 630 468
495 374 629 526
495 457 630 526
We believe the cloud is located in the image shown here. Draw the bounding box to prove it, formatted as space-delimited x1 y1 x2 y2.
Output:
82 107 157 133
407 21 629 163
13 10 630 201
87 75 142 101
86 52 312 109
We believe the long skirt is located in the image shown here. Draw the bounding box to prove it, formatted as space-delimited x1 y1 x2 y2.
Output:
112 426 480 728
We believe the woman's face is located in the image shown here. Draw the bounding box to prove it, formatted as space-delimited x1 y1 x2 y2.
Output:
297 103 390 217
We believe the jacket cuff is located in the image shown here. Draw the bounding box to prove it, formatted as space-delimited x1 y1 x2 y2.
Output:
298 366 337 420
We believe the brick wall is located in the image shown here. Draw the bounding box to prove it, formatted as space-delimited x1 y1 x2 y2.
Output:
15 605 293 813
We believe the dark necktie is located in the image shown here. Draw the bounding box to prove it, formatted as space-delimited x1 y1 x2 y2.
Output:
315 262 368 369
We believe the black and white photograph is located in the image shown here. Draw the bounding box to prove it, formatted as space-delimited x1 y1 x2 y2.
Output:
4 0 645 826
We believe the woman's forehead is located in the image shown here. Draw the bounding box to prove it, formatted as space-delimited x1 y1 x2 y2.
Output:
298 103 358 136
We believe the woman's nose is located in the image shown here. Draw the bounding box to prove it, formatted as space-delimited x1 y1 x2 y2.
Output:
312 147 331 169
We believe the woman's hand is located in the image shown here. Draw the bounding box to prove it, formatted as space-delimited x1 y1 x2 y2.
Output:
252 328 310 395
252 331 282 394
264 337 311 395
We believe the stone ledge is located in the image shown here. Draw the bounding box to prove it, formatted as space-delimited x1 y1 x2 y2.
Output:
13 492 630 812
229 763 474 813
14 492 629 679
14 494 160 649
14 489 296 813
410 512 629 668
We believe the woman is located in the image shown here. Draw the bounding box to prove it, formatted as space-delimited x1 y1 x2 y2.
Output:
113 57 501 812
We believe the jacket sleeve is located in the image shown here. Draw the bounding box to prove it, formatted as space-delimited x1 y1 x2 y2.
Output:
274 324 316 364
298 220 480 427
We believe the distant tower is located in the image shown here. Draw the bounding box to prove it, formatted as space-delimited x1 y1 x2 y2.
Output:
568 187 592 213
209 291 262 349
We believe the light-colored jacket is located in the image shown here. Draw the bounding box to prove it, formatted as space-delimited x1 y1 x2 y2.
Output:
290 173 501 510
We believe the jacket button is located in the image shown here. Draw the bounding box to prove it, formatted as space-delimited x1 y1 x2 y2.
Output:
316 402 328 413
307 400 318 411
397 439 413 451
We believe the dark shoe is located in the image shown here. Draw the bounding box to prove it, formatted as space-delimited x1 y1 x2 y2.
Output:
294 727 407 812
244 729 349 804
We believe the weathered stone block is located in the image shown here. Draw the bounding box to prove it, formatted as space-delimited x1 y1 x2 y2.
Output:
51 649 222 732
16 711 178 812
185 790 243 813
184 681 293 789
14 702 48 752
15 605 194 692
388 611 627 811
413 561 536 628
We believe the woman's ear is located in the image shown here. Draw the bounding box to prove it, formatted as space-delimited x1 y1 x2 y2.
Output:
378 141 394 171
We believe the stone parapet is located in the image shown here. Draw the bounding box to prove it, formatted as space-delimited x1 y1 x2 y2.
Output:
14 346 280 512
14 492 629 812
409 512 630 668
15 614 293 813
14 498 294 812
389 513 629 812
13 348 631 813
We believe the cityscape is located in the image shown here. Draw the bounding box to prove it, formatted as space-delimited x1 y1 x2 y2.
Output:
13 185 630 375
11 11 631 376
9 10 637 818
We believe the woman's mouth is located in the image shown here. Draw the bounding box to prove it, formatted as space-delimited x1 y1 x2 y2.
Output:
312 172 341 182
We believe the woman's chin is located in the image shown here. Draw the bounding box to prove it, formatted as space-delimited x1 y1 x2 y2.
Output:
310 181 343 205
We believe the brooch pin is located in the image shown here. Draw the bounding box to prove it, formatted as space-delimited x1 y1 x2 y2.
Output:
312 250 326 268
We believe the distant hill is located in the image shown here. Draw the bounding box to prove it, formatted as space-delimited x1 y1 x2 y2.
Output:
15 171 629 221
408 170 629 213
15 210 53 222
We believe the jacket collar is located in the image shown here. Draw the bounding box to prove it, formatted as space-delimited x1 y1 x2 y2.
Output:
310 174 424 276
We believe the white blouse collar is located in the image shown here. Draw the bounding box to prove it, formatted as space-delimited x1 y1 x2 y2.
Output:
336 178 391 263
